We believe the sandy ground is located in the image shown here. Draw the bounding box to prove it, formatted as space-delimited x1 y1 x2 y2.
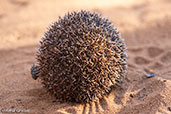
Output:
0 0 171 114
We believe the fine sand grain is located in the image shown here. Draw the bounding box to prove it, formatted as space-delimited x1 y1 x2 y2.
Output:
0 0 171 114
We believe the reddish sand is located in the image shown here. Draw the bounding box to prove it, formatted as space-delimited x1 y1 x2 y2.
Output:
0 0 171 114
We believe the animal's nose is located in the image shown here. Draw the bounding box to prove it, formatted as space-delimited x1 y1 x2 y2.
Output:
31 64 39 80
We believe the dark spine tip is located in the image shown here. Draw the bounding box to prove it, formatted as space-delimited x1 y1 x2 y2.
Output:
31 64 39 80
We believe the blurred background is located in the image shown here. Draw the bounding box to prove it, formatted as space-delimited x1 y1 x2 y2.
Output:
0 0 171 48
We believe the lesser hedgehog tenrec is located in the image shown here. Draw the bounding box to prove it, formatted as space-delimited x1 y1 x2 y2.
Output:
31 10 128 103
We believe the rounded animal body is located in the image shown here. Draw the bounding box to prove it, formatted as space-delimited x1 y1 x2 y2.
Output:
32 10 128 103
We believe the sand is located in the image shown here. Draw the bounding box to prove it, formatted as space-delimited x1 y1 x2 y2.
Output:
0 0 171 114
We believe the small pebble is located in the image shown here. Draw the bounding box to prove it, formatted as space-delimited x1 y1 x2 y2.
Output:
139 94 145 98
16 98 21 102
52 100 57 103
168 107 171 111
10 106 15 108
130 94 134 98
163 80 167 82
146 73 156 78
